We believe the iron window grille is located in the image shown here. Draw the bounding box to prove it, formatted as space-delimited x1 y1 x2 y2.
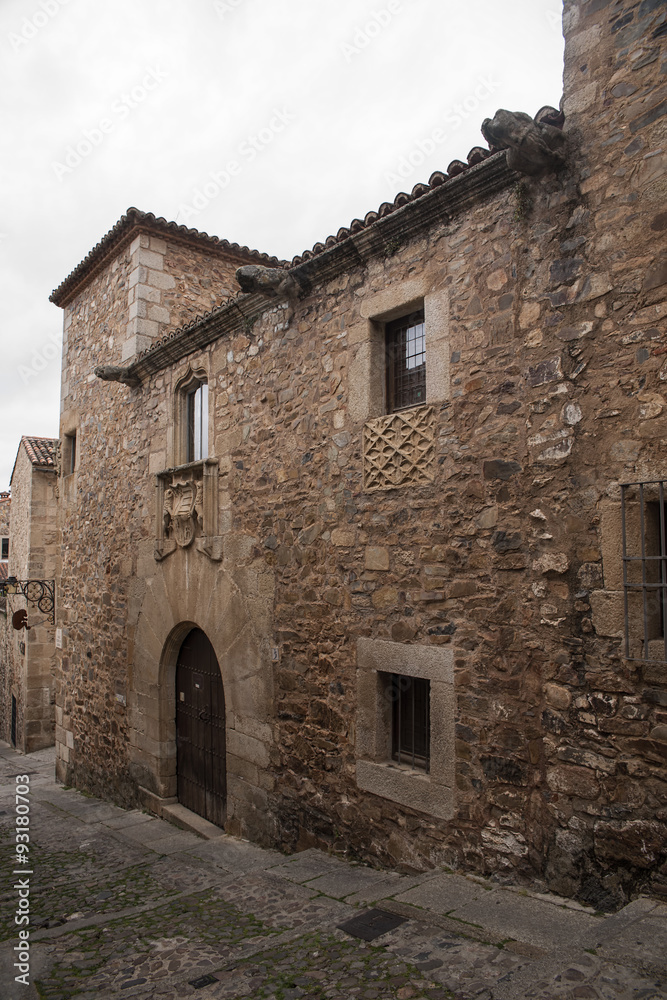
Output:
621 480 667 662
1 538 8 560
386 310 426 413
187 383 209 463
389 673 430 771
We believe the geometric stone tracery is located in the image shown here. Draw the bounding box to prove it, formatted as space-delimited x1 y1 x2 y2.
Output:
363 405 436 492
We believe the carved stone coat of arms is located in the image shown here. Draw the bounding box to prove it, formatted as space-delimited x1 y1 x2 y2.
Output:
163 480 203 548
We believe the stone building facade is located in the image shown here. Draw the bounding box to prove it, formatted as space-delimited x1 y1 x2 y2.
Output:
49 0 666 909
0 491 9 585
0 438 58 751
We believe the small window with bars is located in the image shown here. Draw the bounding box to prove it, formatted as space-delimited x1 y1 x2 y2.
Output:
621 480 667 662
387 673 430 771
1 537 8 560
385 310 426 413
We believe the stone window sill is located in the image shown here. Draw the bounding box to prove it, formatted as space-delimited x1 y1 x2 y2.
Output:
356 759 453 820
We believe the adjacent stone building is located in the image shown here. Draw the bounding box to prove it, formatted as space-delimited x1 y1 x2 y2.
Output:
0 491 9 587
0 438 58 751
0 490 10 639
49 0 666 910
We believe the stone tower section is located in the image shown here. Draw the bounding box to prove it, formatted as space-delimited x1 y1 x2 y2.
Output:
49 211 284 802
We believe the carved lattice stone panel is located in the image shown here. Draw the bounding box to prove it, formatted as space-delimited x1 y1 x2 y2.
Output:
363 406 436 492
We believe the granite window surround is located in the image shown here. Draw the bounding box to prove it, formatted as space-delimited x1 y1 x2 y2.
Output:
347 278 450 426
173 366 210 468
355 637 455 820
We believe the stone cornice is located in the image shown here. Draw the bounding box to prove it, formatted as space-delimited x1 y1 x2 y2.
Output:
128 151 516 383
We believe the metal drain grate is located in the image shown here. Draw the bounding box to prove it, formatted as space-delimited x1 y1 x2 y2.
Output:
337 907 408 941
188 973 219 988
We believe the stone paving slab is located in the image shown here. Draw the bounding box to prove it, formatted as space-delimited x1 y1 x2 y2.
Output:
344 871 425 905
394 870 496 916
268 846 352 883
383 916 528 997
302 863 398 900
593 908 667 979
90 808 155 830
134 830 206 855
183 834 285 873
450 888 602 951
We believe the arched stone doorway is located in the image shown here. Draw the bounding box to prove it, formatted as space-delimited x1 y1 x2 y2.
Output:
175 627 226 827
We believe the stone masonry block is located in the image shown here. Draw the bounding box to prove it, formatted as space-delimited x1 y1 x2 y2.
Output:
590 590 624 638
146 269 176 290
133 318 159 337
129 299 147 321
148 304 170 324
135 282 162 304
122 334 152 361
133 248 165 270
227 729 270 769
129 265 148 288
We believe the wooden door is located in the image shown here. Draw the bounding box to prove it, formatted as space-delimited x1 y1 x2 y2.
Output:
175 628 226 827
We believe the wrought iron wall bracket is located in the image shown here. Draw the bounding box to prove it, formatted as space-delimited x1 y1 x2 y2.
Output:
0 578 56 625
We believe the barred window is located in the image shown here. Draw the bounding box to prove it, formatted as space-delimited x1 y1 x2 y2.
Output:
387 673 430 771
386 310 426 413
621 480 667 662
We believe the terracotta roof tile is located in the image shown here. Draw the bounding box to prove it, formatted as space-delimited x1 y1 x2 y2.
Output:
50 207 287 308
22 437 57 467
133 106 563 366
286 105 563 266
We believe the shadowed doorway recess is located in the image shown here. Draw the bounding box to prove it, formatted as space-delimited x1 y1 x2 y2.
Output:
175 627 226 826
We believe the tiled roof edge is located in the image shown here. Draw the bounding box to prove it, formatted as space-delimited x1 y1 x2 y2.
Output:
106 106 564 381
288 106 563 266
9 437 56 487
50 207 287 308
130 148 519 382
22 436 57 467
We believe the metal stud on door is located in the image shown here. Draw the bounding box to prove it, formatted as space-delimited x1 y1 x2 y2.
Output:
175 628 226 827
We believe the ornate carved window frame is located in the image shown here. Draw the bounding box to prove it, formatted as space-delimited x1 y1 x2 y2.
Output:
174 365 209 468
355 638 455 820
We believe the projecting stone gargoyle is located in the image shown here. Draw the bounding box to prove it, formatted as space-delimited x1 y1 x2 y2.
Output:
481 109 567 176
94 364 141 388
235 264 298 299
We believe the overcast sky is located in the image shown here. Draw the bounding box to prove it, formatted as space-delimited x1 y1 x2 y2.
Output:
0 0 564 489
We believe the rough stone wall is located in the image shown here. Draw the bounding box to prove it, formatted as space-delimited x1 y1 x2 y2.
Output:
1 447 32 749
53 0 666 908
0 449 58 751
23 464 58 751
0 493 9 540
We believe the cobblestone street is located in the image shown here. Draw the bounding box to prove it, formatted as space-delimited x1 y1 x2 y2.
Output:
1 744 665 1000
